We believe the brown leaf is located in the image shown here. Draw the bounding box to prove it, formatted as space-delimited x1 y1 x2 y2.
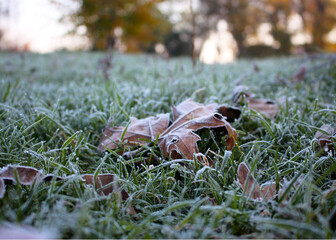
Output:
291 66 306 84
216 105 241 122
248 98 278 118
159 113 237 160
82 174 136 215
0 165 44 185
99 113 170 152
173 99 241 124
0 166 134 215
82 174 116 196
233 86 278 118
172 99 218 126
237 162 262 200
260 181 277 201
0 178 5 199
314 124 335 152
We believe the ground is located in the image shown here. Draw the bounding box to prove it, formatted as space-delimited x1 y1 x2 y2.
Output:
0 52 335 238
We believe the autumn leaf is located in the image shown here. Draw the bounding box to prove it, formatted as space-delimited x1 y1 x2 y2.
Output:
314 124 335 152
0 178 5 199
233 85 278 118
0 165 44 185
238 163 279 201
237 163 263 200
82 174 135 214
172 99 241 124
247 98 279 118
238 163 307 202
98 113 170 152
159 113 237 160
291 66 307 84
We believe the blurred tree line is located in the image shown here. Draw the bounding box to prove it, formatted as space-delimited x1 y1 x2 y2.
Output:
66 0 336 57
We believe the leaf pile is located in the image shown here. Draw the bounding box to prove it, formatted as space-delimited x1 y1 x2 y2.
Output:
99 99 241 161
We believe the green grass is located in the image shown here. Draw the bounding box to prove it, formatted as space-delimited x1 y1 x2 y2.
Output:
0 51 335 238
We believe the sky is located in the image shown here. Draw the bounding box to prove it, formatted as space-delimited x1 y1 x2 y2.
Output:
0 0 88 52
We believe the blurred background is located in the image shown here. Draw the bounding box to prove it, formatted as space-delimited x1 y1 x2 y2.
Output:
0 0 335 63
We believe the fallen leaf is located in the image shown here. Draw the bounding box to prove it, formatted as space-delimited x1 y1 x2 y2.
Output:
233 86 278 118
159 113 237 160
237 162 262 200
291 66 306 84
0 166 132 205
172 99 217 122
260 181 277 201
82 174 117 196
314 124 335 152
99 100 240 162
0 178 5 199
247 98 279 118
0 165 44 185
172 99 241 124
238 163 308 202
98 113 170 152
82 174 136 214
324 182 336 199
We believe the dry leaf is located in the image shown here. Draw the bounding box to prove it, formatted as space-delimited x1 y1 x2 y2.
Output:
172 99 217 122
291 66 306 84
0 165 44 185
0 178 5 199
233 86 278 118
314 124 335 152
260 181 277 201
82 174 136 214
238 163 308 202
99 113 169 152
159 113 237 160
237 163 262 200
99 100 240 162
172 99 241 124
82 174 117 196
247 99 278 118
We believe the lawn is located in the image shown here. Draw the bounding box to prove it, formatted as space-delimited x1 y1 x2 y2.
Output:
0 51 335 238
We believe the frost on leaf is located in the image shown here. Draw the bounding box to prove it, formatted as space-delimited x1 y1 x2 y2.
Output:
237 163 307 202
233 85 278 118
238 163 263 200
0 178 5 199
0 165 44 185
159 113 238 160
238 163 278 201
99 99 240 161
98 113 170 152
314 124 335 152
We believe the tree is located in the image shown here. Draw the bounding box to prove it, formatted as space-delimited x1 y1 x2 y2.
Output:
297 0 336 50
198 0 265 57
67 0 171 51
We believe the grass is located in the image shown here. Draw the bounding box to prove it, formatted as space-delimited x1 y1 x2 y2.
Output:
0 51 335 238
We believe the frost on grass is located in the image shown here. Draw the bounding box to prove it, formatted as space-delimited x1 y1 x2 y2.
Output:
99 99 241 161
0 165 133 212
238 162 307 202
